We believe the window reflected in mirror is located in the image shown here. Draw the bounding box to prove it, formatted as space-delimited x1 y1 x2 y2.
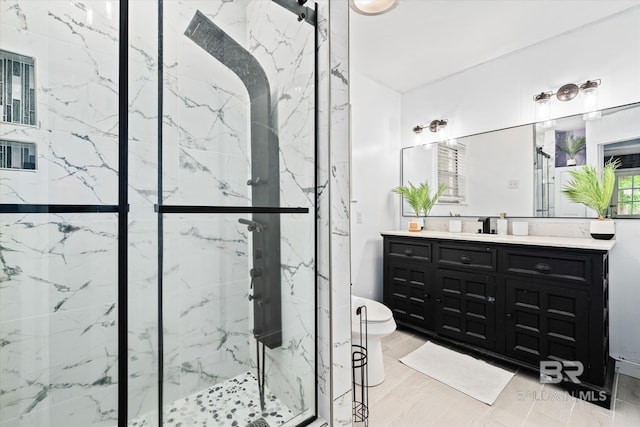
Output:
605 138 640 218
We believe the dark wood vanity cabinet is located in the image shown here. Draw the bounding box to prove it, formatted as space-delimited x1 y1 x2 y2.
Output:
383 235 613 407
503 277 590 377
385 239 434 330
435 268 497 350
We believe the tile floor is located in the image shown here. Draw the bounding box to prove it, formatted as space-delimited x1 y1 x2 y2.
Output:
355 329 640 426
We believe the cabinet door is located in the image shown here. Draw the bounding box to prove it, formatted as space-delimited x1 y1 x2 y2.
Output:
435 269 496 350
385 260 432 330
505 278 589 371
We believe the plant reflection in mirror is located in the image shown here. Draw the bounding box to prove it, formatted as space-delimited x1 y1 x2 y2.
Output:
561 158 621 219
392 181 447 217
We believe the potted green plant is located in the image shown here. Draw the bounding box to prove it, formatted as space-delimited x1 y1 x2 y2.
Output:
561 158 620 240
392 181 447 231
557 134 586 166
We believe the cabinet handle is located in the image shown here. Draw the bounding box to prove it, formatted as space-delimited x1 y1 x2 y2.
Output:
425 293 430 299
534 263 552 273
506 313 513 319
404 249 414 256
436 298 441 304
460 255 472 264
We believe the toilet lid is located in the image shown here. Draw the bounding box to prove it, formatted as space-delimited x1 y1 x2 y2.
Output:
354 298 392 323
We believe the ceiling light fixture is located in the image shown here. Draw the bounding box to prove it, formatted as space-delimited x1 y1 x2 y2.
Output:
349 0 399 16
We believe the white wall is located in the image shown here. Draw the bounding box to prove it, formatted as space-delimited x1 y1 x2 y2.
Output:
402 7 640 148
350 71 401 301
398 7 640 367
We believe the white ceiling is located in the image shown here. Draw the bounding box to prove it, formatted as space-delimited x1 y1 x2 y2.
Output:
350 0 640 93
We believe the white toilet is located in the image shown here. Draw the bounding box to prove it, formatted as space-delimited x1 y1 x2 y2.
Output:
351 295 397 386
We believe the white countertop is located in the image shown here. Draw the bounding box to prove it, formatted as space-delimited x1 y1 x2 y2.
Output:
380 230 616 251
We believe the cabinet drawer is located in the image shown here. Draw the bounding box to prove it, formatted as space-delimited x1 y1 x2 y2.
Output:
436 243 497 271
503 249 593 285
387 239 431 262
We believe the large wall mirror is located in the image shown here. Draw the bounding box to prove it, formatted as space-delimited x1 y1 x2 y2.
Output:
401 102 640 218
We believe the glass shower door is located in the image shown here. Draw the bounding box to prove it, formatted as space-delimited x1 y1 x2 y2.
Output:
158 1 316 426
0 1 122 426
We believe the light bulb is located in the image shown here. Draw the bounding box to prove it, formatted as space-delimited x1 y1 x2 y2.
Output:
437 124 449 143
535 99 550 122
580 80 600 120
582 87 598 112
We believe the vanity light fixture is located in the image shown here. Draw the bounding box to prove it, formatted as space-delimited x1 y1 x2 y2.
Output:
413 119 456 145
350 0 399 16
533 79 601 121
413 119 448 134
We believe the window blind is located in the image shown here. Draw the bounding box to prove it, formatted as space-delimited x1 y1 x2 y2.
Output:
437 142 466 202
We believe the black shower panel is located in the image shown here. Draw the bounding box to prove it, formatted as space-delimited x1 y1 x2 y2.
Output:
185 11 282 349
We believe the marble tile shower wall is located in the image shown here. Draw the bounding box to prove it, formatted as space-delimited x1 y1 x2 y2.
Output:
160 0 316 419
0 214 119 427
0 0 120 205
0 1 122 426
1 1 326 426
159 0 252 408
246 1 316 416
327 2 352 425
128 0 159 423
314 0 352 424
314 1 331 419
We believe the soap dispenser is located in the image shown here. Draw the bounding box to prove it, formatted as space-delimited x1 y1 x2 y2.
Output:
497 212 508 235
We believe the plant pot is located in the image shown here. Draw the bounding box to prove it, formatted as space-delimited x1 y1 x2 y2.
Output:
408 219 421 232
590 219 615 240
566 158 577 166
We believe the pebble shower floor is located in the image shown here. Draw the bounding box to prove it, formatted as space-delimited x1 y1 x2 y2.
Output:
129 372 293 427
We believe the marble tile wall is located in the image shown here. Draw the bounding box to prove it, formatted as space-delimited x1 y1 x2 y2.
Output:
315 1 332 420
315 0 353 424
0 1 121 426
0 214 119 427
327 2 352 425
127 0 159 425
246 0 316 417
1 0 345 425
128 0 160 422
0 0 120 205
159 0 317 420
159 1 252 409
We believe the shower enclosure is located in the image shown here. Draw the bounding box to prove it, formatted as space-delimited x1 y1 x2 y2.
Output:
0 1 317 426
534 145 554 217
